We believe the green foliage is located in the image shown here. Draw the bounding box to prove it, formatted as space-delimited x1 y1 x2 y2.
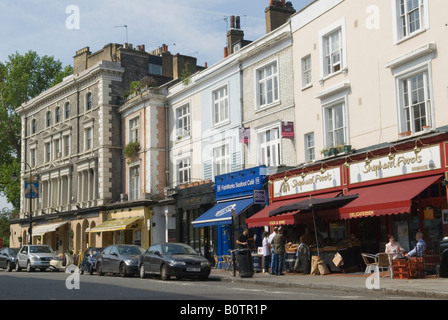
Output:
0 208 12 247
180 62 191 86
123 141 141 159
0 50 72 211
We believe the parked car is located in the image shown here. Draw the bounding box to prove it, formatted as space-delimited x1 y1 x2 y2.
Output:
80 247 103 275
139 243 211 281
15 245 56 272
0 248 19 272
96 245 145 277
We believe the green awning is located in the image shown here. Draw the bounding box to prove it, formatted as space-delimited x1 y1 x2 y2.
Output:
89 217 142 233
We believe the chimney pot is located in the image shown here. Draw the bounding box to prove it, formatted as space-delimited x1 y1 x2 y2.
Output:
230 15 235 29
224 47 228 58
236 16 241 29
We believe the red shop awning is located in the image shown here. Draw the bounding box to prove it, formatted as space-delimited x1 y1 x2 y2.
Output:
339 175 442 219
246 192 341 228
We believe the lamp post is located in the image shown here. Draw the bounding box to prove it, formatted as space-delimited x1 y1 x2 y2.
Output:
11 162 38 245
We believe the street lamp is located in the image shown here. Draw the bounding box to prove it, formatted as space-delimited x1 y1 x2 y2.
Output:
11 162 38 245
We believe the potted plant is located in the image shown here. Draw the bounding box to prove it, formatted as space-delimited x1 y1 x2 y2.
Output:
329 147 338 156
18 236 22 244
124 141 141 161
321 148 330 157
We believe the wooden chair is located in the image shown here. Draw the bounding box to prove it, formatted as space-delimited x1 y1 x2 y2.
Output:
214 255 223 269
361 253 378 276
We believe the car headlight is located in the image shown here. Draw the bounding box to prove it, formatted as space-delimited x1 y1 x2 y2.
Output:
201 261 210 267
124 259 137 265
168 260 186 266
30 256 40 261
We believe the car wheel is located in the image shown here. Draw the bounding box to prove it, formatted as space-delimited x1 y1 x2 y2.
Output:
96 263 104 276
160 264 170 281
5 262 12 272
119 262 127 278
40 268 46 272
26 261 35 272
15 261 22 272
139 264 146 279
80 268 84 275
89 266 94 275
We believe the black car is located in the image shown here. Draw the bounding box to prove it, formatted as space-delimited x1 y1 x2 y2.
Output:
96 244 145 277
80 247 103 275
0 248 19 272
139 243 211 281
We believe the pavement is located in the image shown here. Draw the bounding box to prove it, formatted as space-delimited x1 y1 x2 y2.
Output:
210 268 448 299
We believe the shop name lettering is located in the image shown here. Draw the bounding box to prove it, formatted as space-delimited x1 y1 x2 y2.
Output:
218 178 257 191
281 173 333 193
363 154 435 177
349 211 374 218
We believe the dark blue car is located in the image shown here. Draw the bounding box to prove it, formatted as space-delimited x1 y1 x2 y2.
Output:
80 247 103 275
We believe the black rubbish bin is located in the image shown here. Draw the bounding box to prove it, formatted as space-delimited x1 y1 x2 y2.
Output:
439 237 448 278
236 249 254 278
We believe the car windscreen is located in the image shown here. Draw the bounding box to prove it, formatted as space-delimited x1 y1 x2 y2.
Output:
163 244 198 255
118 246 144 255
30 246 52 253
10 248 19 256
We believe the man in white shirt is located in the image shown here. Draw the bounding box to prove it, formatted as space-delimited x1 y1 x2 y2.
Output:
268 227 278 275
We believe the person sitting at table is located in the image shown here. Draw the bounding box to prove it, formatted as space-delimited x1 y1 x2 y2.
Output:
405 232 426 258
385 234 404 261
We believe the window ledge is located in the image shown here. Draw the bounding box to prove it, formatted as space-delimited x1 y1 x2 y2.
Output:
255 100 281 114
386 42 436 69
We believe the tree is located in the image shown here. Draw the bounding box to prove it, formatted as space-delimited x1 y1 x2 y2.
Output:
0 50 73 211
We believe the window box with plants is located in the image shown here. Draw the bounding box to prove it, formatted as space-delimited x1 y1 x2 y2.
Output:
124 141 141 162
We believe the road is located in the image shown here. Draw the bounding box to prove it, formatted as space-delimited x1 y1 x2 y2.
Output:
0 269 435 301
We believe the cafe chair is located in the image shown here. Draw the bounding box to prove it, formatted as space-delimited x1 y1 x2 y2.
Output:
214 255 224 270
361 253 378 277
376 252 393 279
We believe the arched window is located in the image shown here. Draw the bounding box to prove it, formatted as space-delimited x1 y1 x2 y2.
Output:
64 102 70 119
86 92 92 111
46 111 52 127
55 106 61 123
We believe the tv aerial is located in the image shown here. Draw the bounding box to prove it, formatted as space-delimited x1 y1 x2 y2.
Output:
114 25 128 43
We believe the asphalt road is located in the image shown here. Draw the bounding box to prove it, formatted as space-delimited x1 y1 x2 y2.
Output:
0 269 434 302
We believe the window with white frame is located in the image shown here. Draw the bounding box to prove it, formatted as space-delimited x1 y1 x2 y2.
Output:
323 28 342 76
64 102 70 119
256 61 279 108
176 104 190 137
55 107 61 124
323 101 347 149
395 0 427 41
305 132 315 162
129 165 140 201
302 55 312 88
54 138 61 159
63 135 70 157
85 127 93 151
129 116 140 143
45 142 51 162
399 70 432 134
177 157 191 185
213 85 229 125
258 127 281 167
213 144 230 176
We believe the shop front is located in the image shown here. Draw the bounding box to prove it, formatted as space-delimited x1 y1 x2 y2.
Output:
192 166 268 257
247 133 448 273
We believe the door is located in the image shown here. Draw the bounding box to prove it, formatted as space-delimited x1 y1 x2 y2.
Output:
147 244 162 273
218 225 231 257
109 246 120 273
17 246 28 267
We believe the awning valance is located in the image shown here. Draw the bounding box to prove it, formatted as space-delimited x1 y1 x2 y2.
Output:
89 216 142 233
33 221 68 236
192 197 254 228
339 175 442 219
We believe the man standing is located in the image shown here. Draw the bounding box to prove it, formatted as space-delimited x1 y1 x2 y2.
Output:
268 227 278 274
236 228 249 249
271 227 287 275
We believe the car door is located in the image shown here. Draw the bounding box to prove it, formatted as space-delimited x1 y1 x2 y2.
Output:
17 246 28 267
99 246 111 272
109 246 120 273
148 244 162 273
0 249 5 268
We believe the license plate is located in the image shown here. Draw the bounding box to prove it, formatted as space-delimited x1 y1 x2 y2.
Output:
187 267 201 272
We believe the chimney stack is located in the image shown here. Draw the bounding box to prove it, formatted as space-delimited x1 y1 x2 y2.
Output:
265 0 296 33
226 15 244 56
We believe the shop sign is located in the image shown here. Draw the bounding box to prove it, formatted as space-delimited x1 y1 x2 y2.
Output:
215 204 236 217
281 122 294 138
349 145 441 185
25 178 39 199
273 167 341 199
253 190 266 205
215 166 267 199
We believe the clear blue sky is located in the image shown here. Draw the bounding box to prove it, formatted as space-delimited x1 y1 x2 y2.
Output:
0 0 313 68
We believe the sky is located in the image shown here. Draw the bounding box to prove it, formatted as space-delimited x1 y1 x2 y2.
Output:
0 0 312 210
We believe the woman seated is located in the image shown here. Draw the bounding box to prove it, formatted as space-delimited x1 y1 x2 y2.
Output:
385 234 404 261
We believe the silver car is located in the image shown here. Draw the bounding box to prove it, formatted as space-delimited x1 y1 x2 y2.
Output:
15 245 57 272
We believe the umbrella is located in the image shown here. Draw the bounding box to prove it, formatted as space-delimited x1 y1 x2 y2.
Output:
269 194 358 256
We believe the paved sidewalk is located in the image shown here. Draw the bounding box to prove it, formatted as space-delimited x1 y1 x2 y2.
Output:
210 269 448 299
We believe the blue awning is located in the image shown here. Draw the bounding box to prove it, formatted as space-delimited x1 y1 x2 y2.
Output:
192 198 254 228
